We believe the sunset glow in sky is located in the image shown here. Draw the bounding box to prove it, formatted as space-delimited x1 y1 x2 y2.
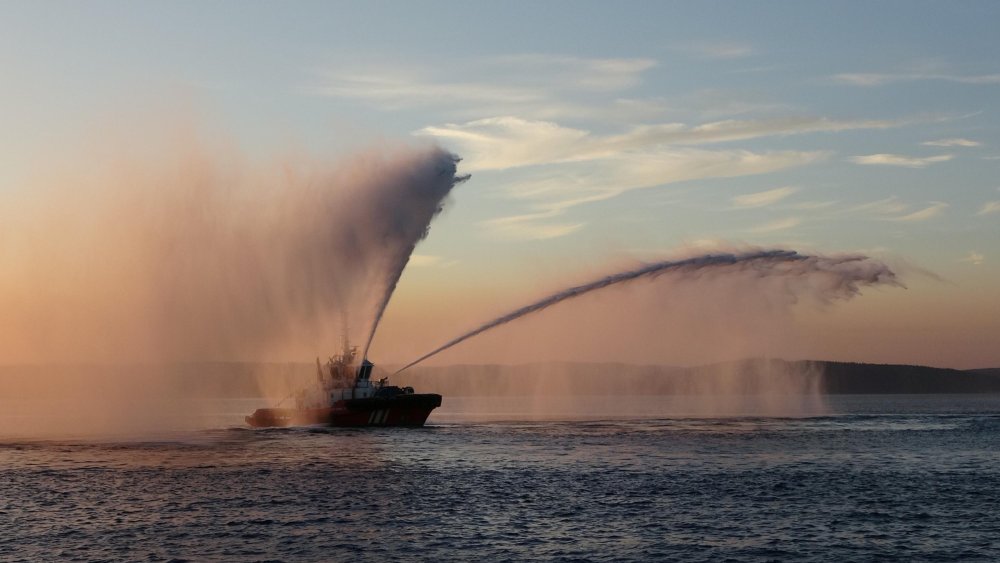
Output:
2 2 999 368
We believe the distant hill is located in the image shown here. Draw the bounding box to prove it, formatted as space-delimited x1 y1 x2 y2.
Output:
967 367 1000 378
2 359 999 397
815 361 1000 394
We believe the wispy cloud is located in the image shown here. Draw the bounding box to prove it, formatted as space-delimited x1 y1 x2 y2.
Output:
750 217 801 233
890 202 948 222
732 186 799 208
500 150 825 205
846 196 948 222
311 70 543 107
489 54 657 91
421 115 904 172
417 117 589 171
977 201 1000 215
850 197 911 216
618 116 900 145
320 53 949 243
480 214 584 242
960 251 984 265
850 153 953 168
922 138 980 147
477 149 825 240
417 112 915 240
308 55 660 121
833 72 1000 86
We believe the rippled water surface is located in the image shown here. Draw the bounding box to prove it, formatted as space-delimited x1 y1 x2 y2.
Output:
2 395 999 562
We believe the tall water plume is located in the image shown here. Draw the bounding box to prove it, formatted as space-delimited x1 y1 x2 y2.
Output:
359 160 468 360
0 126 463 436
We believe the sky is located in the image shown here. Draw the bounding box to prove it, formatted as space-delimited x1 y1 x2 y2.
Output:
2 1 999 368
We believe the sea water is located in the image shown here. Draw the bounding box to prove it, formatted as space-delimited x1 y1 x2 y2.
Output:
2 395 998 562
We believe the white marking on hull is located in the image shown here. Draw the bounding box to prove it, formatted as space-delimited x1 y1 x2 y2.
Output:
370 409 385 425
369 408 390 425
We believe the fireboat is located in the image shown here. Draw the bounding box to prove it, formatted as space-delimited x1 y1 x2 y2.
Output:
245 343 441 428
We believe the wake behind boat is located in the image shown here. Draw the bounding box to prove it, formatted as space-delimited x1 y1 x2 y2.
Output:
245 343 441 428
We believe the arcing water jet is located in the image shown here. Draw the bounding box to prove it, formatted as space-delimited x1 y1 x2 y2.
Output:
395 249 901 373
